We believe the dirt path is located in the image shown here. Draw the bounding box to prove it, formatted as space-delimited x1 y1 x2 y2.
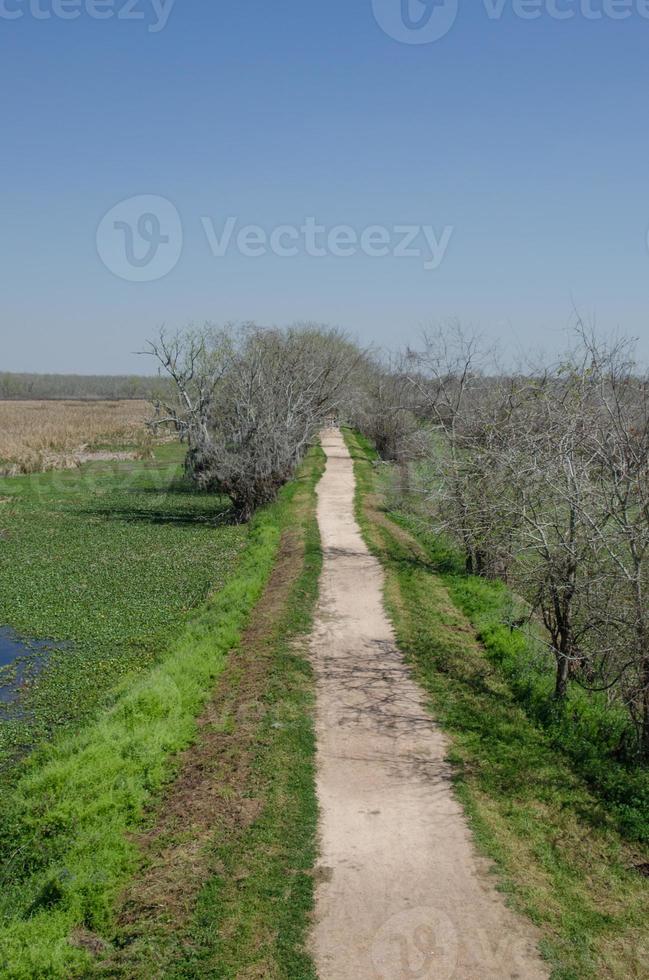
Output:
309 428 548 980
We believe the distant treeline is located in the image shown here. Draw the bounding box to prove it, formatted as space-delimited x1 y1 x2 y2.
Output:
0 373 169 401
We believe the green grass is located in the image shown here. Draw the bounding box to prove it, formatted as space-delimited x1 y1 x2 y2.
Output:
0 448 321 979
344 428 649 980
132 446 325 979
387 514 649 845
181 555 321 976
389 449 649 841
0 446 245 771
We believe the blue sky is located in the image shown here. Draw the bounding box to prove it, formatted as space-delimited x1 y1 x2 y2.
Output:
1 0 648 372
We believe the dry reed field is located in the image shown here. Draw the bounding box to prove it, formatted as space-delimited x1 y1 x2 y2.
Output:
0 399 153 474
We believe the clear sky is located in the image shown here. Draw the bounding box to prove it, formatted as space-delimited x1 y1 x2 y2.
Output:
2 0 648 372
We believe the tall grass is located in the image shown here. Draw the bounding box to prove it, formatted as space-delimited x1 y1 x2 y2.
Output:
0 400 153 474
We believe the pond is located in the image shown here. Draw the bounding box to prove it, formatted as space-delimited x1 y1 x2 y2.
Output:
0 626 66 705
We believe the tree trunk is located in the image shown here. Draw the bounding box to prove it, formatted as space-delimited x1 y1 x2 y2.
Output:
554 623 572 700
474 549 487 578
555 653 570 700
641 658 649 761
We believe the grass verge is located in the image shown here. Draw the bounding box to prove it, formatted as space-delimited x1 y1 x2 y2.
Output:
97 444 324 978
389 510 649 845
0 447 323 979
176 476 321 979
344 428 649 980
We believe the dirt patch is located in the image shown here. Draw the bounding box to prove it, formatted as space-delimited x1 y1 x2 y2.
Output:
103 522 307 963
70 928 109 956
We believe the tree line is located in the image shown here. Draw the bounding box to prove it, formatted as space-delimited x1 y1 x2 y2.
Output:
0 372 160 401
359 326 649 763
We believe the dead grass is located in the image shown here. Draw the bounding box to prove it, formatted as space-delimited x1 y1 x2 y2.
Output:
0 400 154 474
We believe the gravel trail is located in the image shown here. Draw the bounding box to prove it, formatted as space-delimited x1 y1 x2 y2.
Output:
309 428 548 980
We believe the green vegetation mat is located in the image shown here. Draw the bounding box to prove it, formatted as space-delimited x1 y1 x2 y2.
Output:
344 428 649 980
0 446 320 978
0 445 245 771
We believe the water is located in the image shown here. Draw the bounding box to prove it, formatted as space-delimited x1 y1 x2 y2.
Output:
0 626 66 705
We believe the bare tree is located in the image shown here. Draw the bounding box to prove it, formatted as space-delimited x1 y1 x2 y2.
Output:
349 355 420 464
142 324 233 444
146 323 361 518
406 325 518 579
501 361 609 700
363 322 649 753
575 331 649 756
